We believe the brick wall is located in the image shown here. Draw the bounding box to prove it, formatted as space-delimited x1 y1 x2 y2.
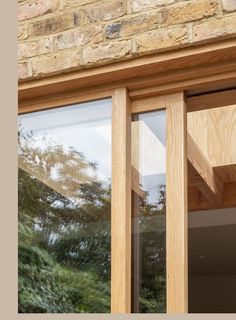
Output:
18 0 236 81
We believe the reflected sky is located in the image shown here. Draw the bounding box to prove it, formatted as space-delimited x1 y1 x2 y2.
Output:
18 99 112 182
132 109 166 204
18 99 112 313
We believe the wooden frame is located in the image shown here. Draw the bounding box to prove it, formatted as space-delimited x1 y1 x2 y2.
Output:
187 133 223 207
130 93 188 313
18 38 236 315
111 88 131 313
19 38 236 112
166 93 188 313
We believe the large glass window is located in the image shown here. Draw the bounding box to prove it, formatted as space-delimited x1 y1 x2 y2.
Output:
131 110 166 313
188 103 236 313
189 207 236 313
18 99 112 313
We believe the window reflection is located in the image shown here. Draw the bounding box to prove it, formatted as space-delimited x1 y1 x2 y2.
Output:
18 99 112 313
189 207 236 313
131 110 166 313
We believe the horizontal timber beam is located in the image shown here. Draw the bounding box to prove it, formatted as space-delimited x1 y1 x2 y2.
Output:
18 39 236 112
189 182 236 211
187 88 236 112
131 93 183 114
130 69 236 101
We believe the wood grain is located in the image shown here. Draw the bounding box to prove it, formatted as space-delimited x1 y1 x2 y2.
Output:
214 164 236 183
187 88 236 112
131 93 183 114
166 92 188 313
188 182 236 211
223 182 236 208
19 39 236 91
130 69 236 101
187 133 223 207
188 186 210 211
18 89 113 114
208 105 236 166
131 166 146 199
187 110 208 159
111 87 131 313
187 105 236 167
19 39 236 111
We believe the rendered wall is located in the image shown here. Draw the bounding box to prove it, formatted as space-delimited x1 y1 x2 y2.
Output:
18 0 236 81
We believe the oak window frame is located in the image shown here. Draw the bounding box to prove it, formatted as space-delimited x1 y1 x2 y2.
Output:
18 38 236 315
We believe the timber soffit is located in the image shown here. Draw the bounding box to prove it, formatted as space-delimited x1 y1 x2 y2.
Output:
18 38 236 111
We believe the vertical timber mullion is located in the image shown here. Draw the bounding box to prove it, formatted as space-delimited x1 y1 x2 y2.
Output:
166 92 188 313
111 87 131 313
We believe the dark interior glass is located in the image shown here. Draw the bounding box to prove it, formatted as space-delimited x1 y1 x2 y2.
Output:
189 207 236 313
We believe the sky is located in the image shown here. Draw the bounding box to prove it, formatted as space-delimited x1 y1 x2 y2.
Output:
19 100 167 205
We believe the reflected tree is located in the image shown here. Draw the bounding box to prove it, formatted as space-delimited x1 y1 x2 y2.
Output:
18 128 111 313
138 184 166 313
18 127 166 313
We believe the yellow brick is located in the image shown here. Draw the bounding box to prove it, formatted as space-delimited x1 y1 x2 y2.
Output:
18 61 32 80
193 14 236 42
29 12 77 37
135 26 188 54
82 0 126 24
105 13 158 39
83 40 132 66
31 49 82 76
61 0 97 9
222 0 236 12
18 0 58 21
132 0 175 12
54 25 103 49
162 0 218 26
18 23 28 40
18 37 55 60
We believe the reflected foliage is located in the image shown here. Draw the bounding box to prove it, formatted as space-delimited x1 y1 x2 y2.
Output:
134 185 166 313
18 128 111 313
18 125 166 314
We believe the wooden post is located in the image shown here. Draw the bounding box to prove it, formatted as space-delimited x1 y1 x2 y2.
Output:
166 92 188 313
111 87 131 313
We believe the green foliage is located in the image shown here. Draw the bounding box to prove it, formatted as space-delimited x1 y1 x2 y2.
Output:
18 243 110 313
18 127 166 313
18 166 111 313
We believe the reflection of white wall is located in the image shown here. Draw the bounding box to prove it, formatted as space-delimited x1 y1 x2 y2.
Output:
131 110 166 204
140 110 166 145
18 99 112 181
138 120 166 178
19 99 111 133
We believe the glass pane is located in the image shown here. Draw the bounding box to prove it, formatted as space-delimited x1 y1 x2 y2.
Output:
189 207 236 313
131 110 166 313
188 104 236 313
18 99 112 313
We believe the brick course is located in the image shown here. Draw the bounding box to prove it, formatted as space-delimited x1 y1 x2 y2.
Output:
18 0 236 80
18 0 58 21
161 0 218 26
222 0 236 12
